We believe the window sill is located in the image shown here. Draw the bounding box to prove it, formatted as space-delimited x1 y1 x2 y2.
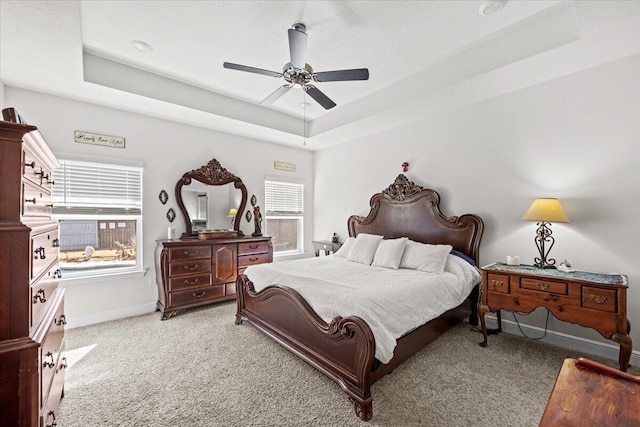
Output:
59 268 147 287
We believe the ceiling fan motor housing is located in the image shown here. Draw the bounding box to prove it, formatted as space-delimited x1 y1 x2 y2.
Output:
283 62 313 87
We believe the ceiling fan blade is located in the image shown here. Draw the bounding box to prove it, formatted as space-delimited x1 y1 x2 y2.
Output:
223 62 282 78
314 68 369 82
260 85 292 106
305 85 336 110
288 24 308 69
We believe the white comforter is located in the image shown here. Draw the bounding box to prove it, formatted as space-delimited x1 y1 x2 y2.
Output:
245 254 480 364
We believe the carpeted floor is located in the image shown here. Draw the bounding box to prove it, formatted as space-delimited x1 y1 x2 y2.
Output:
57 301 636 427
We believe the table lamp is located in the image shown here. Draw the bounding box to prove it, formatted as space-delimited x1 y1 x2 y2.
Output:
227 208 238 229
522 198 569 269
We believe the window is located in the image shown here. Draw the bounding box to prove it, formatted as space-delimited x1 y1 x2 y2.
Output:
51 158 143 279
264 179 304 255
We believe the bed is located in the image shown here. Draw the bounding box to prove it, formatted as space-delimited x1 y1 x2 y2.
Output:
235 174 484 421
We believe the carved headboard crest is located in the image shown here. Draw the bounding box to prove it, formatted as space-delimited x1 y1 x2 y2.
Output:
383 174 423 201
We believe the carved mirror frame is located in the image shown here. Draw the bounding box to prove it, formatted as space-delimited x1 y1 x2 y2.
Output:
175 158 247 239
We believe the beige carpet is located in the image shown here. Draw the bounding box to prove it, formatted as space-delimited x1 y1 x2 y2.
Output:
58 301 636 427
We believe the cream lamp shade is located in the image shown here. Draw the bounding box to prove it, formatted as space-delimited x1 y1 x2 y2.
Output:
227 208 238 217
521 198 569 223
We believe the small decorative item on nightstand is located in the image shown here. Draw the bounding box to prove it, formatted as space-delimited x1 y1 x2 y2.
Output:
331 233 339 243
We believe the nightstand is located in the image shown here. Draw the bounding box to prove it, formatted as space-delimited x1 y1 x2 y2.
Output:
312 240 343 256
478 262 632 371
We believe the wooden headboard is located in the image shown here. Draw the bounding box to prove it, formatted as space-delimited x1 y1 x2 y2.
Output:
347 174 484 264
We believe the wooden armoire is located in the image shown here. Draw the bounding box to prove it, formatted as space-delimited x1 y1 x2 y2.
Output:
0 112 66 427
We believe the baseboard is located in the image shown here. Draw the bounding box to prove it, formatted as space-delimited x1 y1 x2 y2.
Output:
486 315 640 368
65 302 157 329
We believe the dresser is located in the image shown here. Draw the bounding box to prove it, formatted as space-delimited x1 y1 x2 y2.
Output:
0 117 66 427
155 236 272 320
478 262 632 371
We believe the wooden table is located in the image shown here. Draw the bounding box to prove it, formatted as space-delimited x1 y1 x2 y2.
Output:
539 358 640 426
478 263 632 371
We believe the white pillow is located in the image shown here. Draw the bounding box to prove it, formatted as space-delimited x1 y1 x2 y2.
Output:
372 237 408 269
400 241 453 273
333 236 355 258
347 233 384 265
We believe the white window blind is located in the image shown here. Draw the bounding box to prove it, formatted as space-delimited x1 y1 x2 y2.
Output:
265 180 304 215
52 159 142 214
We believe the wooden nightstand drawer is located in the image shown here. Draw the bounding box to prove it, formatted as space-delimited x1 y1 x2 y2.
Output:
487 274 510 294
168 246 211 261
582 287 617 313
521 278 568 295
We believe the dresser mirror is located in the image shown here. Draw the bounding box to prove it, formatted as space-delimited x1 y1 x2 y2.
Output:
175 158 247 239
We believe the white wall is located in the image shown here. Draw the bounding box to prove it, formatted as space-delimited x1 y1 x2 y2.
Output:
4 87 314 327
315 54 640 359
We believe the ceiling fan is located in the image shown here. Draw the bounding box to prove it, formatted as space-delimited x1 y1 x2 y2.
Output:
223 23 369 110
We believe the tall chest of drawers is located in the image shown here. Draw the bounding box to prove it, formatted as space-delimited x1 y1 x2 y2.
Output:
0 118 66 426
155 236 272 320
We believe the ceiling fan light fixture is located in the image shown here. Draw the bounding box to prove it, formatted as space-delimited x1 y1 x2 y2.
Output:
479 0 508 16
132 40 153 53
293 83 303 89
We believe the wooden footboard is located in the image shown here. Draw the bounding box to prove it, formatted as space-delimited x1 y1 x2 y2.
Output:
235 274 377 420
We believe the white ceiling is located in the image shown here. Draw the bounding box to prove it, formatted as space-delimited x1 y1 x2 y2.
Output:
1 1 639 150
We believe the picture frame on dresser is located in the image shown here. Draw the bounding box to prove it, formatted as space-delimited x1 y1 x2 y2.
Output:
0 111 66 427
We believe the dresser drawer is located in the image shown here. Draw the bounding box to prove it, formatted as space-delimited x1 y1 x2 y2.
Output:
486 274 510 294
582 287 617 313
168 259 211 277
238 252 271 268
41 300 65 407
168 273 212 292
521 278 568 295
168 246 211 261
238 241 270 255
31 265 60 327
42 355 65 427
23 145 53 189
22 179 53 217
31 228 59 281
169 285 225 306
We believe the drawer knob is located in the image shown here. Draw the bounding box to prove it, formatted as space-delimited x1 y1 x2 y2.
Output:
52 238 60 248
43 352 55 369
183 250 199 257
249 245 258 249
491 280 504 287
184 278 199 286
183 264 199 271
35 167 44 176
54 269 62 278
192 291 207 298
25 197 37 204
54 314 67 326
537 283 550 290
33 289 46 304
249 257 259 262
24 161 36 169
590 295 608 304
60 357 68 370
34 246 46 259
